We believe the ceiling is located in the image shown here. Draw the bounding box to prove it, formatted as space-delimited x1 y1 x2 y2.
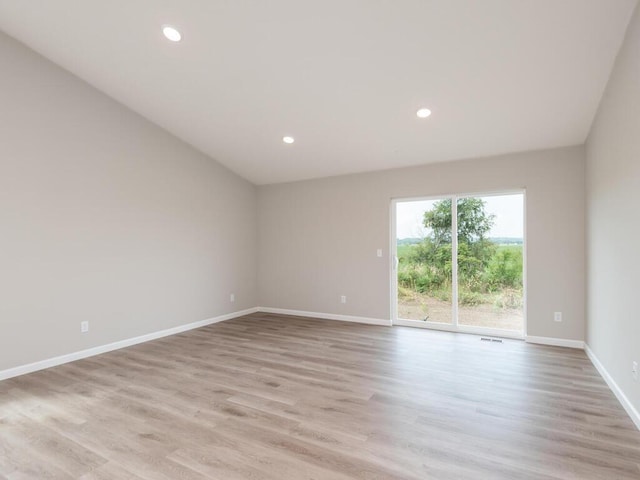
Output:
0 1 636 184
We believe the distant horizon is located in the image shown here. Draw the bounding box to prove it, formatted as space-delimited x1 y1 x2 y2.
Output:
397 235 524 240
397 236 523 245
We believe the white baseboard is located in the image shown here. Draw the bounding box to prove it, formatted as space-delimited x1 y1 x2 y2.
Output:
525 335 585 349
585 344 640 431
257 307 392 326
0 307 259 382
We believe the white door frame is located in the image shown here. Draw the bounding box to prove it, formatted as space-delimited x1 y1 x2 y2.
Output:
390 189 527 340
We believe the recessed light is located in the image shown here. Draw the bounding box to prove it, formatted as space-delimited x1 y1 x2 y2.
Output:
162 25 182 42
282 136 295 144
416 108 432 118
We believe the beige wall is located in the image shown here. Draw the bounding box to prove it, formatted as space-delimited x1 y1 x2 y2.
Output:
0 32 257 371
258 146 586 341
586 5 640 413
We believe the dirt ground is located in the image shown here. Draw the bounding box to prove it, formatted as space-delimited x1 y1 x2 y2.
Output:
398 294 523 331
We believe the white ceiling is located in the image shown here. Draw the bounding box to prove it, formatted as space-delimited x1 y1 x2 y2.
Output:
0 1 636 184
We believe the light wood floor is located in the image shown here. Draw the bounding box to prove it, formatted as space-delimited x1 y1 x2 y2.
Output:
1 313 639 479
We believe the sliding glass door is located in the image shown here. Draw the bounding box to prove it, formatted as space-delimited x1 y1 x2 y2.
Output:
393 192 525 337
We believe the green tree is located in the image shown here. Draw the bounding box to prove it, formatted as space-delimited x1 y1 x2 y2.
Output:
423 198 495 245
410 198 497 293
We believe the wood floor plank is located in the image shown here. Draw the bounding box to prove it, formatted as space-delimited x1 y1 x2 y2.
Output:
1 313 639 479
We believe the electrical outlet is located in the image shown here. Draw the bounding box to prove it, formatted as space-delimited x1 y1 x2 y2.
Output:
377 249 383 257
230 293 235 303
340 295 347 304
553 312 562 322
80 321 89 333
633 361 638 381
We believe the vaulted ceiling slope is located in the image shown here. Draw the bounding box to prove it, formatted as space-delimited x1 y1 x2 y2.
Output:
0 1 636 184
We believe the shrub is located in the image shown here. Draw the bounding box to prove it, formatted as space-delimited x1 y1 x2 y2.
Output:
485 246 523 290
493 288 523 309
458 289 485 306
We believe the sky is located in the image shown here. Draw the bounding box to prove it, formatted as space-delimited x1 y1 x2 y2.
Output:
396 193 524 239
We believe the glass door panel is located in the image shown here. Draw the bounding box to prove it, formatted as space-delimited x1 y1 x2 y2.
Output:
456 194 524 332
396 199 453 324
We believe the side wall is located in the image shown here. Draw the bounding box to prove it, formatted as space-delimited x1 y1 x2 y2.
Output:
0 32 257 371
586 4 640 419
258 146 586 342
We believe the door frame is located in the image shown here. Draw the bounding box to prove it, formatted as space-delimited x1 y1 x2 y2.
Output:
390 189 527 340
